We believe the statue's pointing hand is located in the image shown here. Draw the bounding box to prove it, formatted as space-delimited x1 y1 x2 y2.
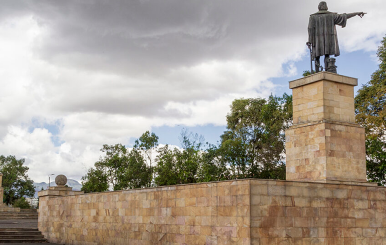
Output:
358 12 366 18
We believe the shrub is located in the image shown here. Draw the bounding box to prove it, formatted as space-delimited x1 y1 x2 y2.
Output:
13 197 31 209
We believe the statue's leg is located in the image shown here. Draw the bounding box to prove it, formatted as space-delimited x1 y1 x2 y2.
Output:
324 55 330 71
315 56 320 72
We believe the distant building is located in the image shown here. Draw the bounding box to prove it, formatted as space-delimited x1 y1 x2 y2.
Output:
26 197 39 208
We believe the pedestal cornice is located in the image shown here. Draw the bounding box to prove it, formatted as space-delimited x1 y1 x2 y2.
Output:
289 71 358 89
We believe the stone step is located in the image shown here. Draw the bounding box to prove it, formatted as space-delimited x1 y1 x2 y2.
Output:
0 214 38 216
0 238 47 243
0 228 47 243
0 208 20 212
19 210 38 213
0 235 45 239
0 210 38 220
0 214 37 216
0 228 39 231
0 231 43 235
0 205 21 213
0 216 38 220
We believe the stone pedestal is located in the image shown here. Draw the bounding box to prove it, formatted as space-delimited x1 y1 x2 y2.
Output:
38 186 83 197
285 72 370 184
38 175 83 198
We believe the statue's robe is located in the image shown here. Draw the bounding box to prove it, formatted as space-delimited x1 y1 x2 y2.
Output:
308 11 347 59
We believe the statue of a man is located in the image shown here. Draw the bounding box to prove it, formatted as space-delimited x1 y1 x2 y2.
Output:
307 2 365 72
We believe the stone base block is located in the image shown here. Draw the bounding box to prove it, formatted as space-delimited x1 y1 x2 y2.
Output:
286 121 367 183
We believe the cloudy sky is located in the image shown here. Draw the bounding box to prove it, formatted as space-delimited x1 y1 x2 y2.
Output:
0 0 385 183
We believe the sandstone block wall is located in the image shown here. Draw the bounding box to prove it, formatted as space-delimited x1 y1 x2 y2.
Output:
39 180 251 245
39 179 386 245
286 122 366 182
250 180 386 245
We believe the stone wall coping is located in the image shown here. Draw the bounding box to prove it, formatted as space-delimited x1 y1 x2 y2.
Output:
38 190 84 197
38 186 84 197
289 71 358 89
38 179 383 199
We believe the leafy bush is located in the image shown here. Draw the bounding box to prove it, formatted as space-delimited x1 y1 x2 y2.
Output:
13 197 31 209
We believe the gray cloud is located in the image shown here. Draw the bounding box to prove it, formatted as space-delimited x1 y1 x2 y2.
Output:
2 0 384 123
20 0 311 72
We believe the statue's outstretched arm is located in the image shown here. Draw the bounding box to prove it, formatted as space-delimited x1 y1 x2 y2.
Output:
347 12 366 19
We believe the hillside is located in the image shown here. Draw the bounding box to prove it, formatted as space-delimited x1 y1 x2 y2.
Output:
33 179 82 197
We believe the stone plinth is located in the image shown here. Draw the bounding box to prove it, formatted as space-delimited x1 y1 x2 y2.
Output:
38 186 83 198
38 174 83 198
286 72 368 184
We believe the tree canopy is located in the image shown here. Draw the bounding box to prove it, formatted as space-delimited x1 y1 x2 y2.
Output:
0 155 35 205
217 94 292 180
81 167 109 193
355 35 386 185
81 94 292 192
154 130 204 186
81 132 155 193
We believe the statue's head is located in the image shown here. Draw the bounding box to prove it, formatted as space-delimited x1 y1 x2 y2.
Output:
318 1 328 11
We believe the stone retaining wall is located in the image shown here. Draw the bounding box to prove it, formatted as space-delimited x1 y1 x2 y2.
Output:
38 179 386 244
250 180 386 244
39 179 251 245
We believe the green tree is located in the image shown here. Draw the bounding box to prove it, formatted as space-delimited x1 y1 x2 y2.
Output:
13 197 31 209
154 130 203 186
81 167 109 193
218 94 292 180
81 132 155 191
364 136 386 185
116 148 152 189
95 143 129 190
197 143 230 182
0 155 35 205
154 145 180 186
355 35 386 185
133 130 159 185
134 131 159 169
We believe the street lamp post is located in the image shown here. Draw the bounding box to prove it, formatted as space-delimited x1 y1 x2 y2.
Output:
48 174 55 189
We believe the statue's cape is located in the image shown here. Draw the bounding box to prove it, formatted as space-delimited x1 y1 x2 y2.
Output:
308 12 347 58
310 10 337 16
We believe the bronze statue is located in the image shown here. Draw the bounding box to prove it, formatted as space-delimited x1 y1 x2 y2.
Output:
307 2 366 73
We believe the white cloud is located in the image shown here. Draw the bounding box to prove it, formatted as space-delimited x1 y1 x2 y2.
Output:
0 0 385 183
0 126 100 182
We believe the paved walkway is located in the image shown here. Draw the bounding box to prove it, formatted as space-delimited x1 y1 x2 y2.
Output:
0 219 63 245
